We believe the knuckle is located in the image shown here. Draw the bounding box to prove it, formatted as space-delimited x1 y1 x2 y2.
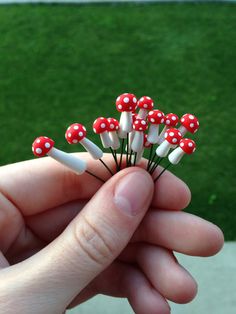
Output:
74 215 116 266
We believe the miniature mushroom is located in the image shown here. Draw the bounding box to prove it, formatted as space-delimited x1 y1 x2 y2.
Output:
116 93 138 138
135 134 152 164
168 138 196 165
155 128 182 158
147 109 165 144
107 117 120 150
157 113 179 144
93 117 113 149
131 118 148 153
178 113 199 136
137 96 154 119
65 123 103 160
32 136 87 174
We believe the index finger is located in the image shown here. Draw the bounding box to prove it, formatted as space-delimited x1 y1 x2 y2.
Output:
0 153 191 216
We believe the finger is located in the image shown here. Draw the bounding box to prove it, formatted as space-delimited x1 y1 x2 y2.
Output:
3 168 154 311
68 261 170 314
0 154 190 216
120 244 197 304
132 210 224 257
0 252 9 268
125 265 170 314
152 167 191 210
26 200 87 242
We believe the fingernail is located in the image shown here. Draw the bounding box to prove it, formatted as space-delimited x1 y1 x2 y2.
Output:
114 171 152 216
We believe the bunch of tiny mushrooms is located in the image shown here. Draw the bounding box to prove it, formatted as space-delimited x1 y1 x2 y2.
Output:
32 93 199 183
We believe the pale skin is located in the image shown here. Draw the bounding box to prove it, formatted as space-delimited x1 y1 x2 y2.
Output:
0 154 224 314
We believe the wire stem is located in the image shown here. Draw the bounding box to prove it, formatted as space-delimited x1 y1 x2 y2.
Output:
133 152 137 166
147 144 154 169
150 157 163 175
99 159 114 176
147 150 157 171
109 147 119 171
86 170 105 183
119 138 125 170
154 163 171 182
126 133 129 167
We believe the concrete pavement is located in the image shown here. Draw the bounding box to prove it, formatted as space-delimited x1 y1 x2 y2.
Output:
68 242 236 313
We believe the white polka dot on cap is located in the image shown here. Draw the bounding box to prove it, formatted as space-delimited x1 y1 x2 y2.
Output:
45 142 51 148
172 138 177 143
141 120 146 125
72 139 78 143
101 123 106 128
169 132 174 136
36 148 42 154
166 120 170 125
118 105 122 110
74 125 79 130
189 115 194 120
190 123 195 128
79 132 83 137
124 97 129 103
188 142 193 147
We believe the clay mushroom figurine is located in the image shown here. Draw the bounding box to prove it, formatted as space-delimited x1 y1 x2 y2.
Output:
168 138 196 165
116 93 138 138
147 109 165 144
137 96 154 119
155 128 182 157
178 113 199 136
93 117 113 149
135 134 152 164
131 118 148 153
32 136 87 174
157 113 179 144
65 123 103 160
107 117 120 150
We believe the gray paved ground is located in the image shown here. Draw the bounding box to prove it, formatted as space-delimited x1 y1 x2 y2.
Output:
68 242 236 314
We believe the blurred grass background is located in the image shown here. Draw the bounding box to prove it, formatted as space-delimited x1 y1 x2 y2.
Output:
0 3 235 239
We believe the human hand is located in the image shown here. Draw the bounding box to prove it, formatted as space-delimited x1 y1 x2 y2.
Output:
0 154 224 314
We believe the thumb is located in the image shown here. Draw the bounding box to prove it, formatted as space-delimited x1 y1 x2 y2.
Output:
4 167 153 311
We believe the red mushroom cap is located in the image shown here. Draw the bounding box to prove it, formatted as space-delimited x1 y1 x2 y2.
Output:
32 136 54 157
93 117 109 134
147 110 165 125
65 123 87 144
133 118 148 132
180 113 199 133
137 96 154 111
144 134 151 148
164 113 179 127
116 93 138 112
107 118 119 132
164 128 182 145
132 113 138 123
179 138 196 154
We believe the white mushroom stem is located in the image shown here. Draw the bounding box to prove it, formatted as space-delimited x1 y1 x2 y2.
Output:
168 147 185 165
147 124 160 144
178 125 188 136
134 148 144 164
109 132 120 150
131 131 144 153
155 140 174 158
118 112 132 138
157 125 168 144
137 108 148 120
80 137 103 160
100 132 113 149
48 147 87 174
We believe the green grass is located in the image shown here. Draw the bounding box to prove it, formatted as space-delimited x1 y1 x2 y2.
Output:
0 3 235 239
